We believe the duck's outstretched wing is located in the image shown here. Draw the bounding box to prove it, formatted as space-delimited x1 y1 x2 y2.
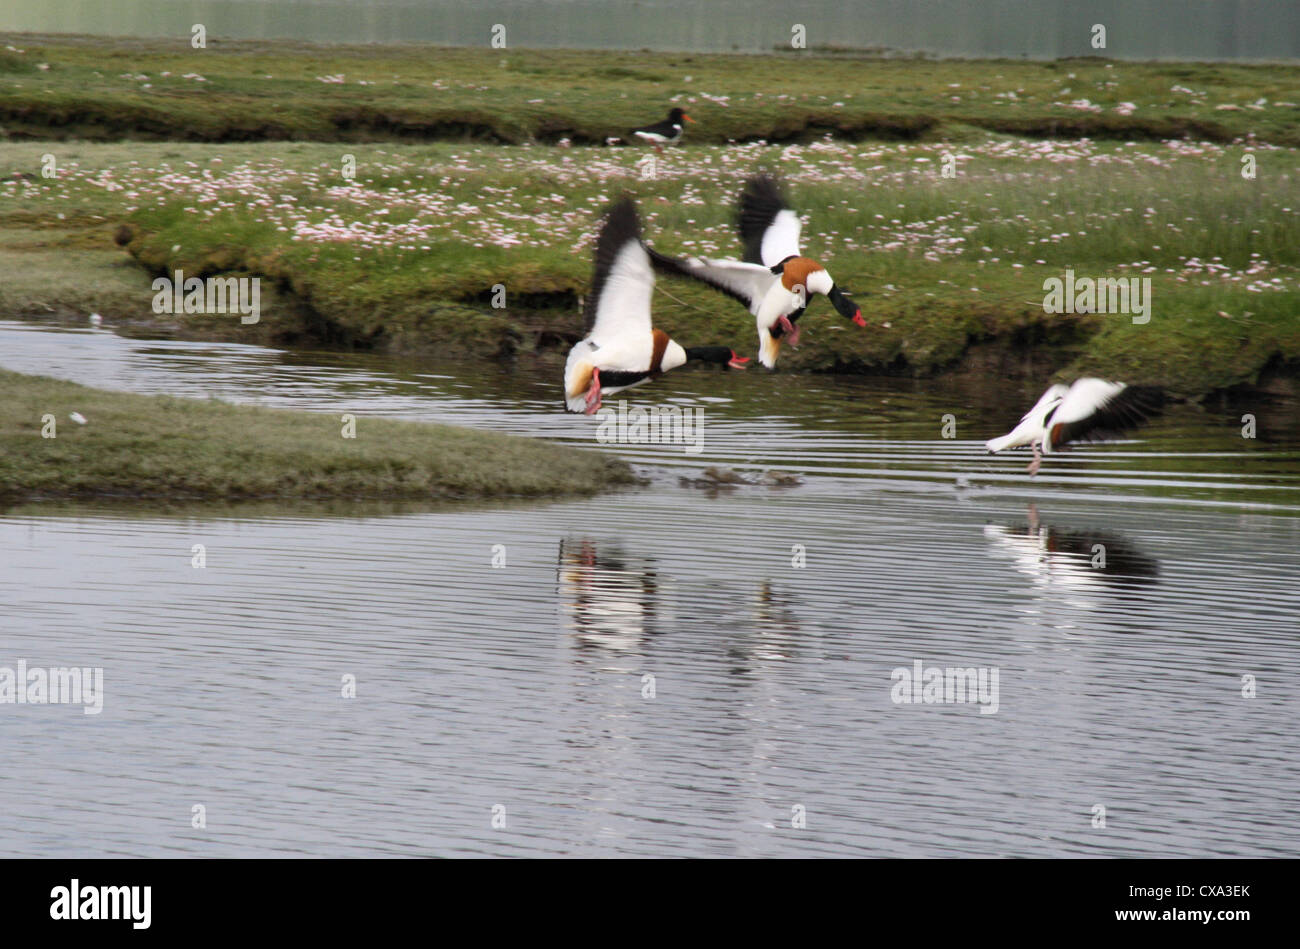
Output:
1046 380 1164 450
584 197 655 342
1021 383 1071 424
645 245 772 312
738 174 801 267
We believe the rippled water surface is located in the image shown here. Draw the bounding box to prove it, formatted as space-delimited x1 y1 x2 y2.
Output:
2 320 1298 857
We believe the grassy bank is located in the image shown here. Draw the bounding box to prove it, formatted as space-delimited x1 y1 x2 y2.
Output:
1 37 1298 398
0 369 634 502
2 35 1298 147
3 137 1297 397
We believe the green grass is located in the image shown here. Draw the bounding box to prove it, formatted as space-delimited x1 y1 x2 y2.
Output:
0 369 635 503
5 136 1295 397
0 225 162 318
1 37 1297 398
2 35 1298 146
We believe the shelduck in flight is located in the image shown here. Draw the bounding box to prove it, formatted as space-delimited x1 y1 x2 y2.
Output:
631 107 695 152
564 198 749 415
985 378 1164 475
647 175 866 369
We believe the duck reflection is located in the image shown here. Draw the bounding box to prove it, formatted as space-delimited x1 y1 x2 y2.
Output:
723 580 807 674
754 579 801 634
983 503 1159 591
556 537 664 653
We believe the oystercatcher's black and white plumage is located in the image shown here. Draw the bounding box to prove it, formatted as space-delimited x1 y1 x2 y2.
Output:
564 198 749 414
647 175 866 368
986 379 1164 475
631 107 695 152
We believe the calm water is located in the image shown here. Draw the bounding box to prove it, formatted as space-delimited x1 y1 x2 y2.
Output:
1 320 1298 857
2 0 1297 60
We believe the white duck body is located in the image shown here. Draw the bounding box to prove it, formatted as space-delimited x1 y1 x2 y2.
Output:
564 333 686 413
985 383 1070 453
753 264 835 367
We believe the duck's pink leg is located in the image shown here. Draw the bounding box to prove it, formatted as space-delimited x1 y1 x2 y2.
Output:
584 368 602 415
778 315 800 348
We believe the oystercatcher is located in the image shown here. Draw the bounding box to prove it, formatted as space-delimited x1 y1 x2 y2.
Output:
631 107 695 152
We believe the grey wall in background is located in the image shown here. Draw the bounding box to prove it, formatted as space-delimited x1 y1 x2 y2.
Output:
1 0 1297 60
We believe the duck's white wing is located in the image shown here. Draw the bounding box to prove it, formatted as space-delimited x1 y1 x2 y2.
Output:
646 247 773 313
1020 383 1071 424
1053 379 1126 420
584 198 654 344
738 175 802 267
985 383 1069 452
760 210 802 268
1044 379 1163 452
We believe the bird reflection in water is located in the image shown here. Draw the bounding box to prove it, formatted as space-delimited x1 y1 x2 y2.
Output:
723 580 807 674
556 538 666 654
983 503 1159 593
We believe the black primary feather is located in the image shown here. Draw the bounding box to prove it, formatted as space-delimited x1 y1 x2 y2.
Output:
643 244 756 310
737 174 789 265
1048 385 1165 448
583 197 642 336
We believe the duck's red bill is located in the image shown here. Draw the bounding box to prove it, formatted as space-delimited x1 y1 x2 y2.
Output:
852 311 867 327
728 353 750 369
